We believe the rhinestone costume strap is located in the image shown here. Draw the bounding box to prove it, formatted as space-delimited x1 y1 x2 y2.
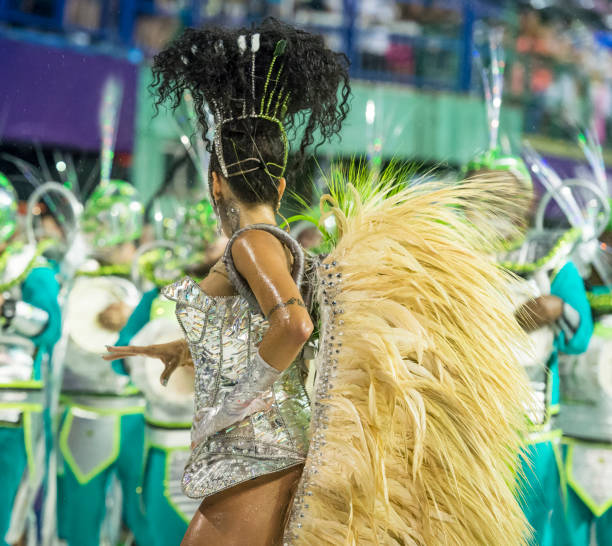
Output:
161 277 217 311
222 224 304 315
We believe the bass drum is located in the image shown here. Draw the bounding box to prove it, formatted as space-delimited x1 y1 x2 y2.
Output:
559 316 612 442
62 275 141 393
127 317 194 425
560 317 612 405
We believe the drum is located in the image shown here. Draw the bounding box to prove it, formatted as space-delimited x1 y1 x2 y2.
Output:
501 229 577 275
558 334 612 441
560 316 612 406
62 276 141 393
1 245 36 287
127 318 194 425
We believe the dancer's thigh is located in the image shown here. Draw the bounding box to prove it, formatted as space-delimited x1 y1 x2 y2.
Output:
181 464 303 546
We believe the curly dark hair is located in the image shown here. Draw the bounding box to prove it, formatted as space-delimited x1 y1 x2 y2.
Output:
151 18 351 206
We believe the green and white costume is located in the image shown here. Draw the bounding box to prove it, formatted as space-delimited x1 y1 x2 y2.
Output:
0 242 61 546
500 228 593 546
57 180 150 546
0 174 62 546
559 288 612 545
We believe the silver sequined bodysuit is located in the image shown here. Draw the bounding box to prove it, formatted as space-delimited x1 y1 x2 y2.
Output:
162 225 311 499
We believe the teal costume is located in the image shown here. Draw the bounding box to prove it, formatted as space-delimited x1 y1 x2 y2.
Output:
549 262 594 414
520 261 592 546
0 250 61 546
57 409 148 544
498 228 592 546
57 179 151 546
559 286 612 545
561 439 612 546
114 288 199 546
56 272 150 546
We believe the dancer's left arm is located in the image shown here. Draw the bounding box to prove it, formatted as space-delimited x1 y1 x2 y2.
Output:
182 229 314 439
230 229 314 371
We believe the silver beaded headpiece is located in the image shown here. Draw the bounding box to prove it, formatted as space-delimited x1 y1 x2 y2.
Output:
208 34 290 181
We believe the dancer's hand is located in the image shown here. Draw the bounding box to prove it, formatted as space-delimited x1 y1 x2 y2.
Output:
103 339 193 385
97 302 131 332
516 295 563 331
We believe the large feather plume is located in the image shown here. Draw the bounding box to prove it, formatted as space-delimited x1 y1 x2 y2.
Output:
284 164 532 545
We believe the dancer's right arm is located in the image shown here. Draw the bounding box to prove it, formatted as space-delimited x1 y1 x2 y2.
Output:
103 257 235 383
103 338 193 385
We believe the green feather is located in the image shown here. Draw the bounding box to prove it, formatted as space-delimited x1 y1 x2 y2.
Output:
274 39 287 57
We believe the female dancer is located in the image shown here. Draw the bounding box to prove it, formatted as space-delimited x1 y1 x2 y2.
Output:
108 19 533 546
105 18 350 545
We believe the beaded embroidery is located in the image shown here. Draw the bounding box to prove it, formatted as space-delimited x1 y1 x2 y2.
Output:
283 260 342 543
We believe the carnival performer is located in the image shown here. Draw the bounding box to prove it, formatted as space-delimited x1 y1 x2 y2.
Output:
109 198 224 546
106 19 536 545
0 173 62 546
56 179 151 546
466 30 592 544
554 134 612 545
560 266 612 545
106 20 344 543
467 149 594 546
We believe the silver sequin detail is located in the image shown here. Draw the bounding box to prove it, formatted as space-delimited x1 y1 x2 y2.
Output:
162 277 310 499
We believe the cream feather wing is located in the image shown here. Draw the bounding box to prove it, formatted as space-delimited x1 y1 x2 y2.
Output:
284 166 532 545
